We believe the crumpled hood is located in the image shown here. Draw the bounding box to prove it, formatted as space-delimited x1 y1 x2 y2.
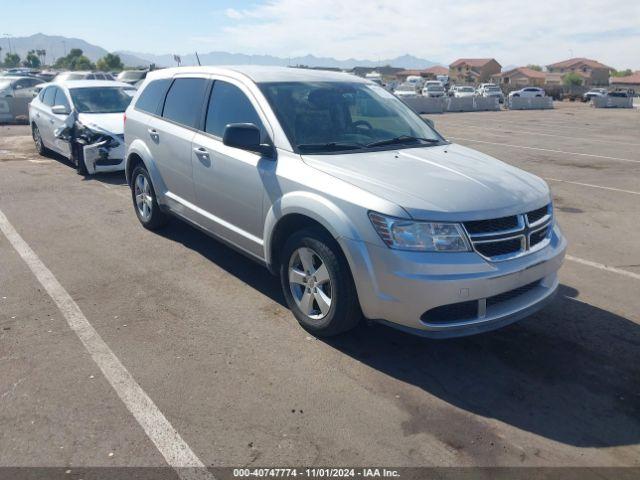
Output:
302 143 551 221
78 113 124 136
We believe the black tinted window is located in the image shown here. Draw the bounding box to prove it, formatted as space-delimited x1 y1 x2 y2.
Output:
53 88 70 109
205 81 263 138
162 78 208 128
135 79 170 114
42 86 56 106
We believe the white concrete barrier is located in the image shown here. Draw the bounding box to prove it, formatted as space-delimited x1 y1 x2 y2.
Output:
0 97 30 123
507 97 554 110
592 96 633 108
401 97 444 114
445 97 499 112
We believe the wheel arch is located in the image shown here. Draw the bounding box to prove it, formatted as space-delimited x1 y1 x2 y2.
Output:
125 140 168 197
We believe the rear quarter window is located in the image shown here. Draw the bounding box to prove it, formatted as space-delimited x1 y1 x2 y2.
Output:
134 79 171 115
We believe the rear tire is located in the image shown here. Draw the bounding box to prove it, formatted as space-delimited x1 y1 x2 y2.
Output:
280 227 361 337
131 165 169 230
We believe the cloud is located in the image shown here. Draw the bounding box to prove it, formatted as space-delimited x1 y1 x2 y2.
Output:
207 0 640 68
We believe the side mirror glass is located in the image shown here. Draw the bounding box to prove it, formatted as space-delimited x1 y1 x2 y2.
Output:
424 118 435 128
52 105 70 115
223 123 273 157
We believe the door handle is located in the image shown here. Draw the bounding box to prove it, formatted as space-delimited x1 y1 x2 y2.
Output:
148 128 159 141
193 146 210 160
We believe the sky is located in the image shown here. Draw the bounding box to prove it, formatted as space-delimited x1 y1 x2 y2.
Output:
4 0 640 69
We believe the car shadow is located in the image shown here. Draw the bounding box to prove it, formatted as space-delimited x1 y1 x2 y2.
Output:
323 284 640 448
86 172 127 186
156 220 286 307
152 217 640 448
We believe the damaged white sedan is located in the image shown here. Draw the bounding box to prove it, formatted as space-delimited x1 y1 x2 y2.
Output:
29 80 135 175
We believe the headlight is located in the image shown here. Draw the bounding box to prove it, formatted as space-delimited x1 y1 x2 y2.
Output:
369 212 471 252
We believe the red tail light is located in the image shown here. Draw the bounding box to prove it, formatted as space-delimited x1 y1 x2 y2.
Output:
123 112 127 128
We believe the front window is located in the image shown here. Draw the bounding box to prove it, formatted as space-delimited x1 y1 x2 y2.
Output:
260 82 444 154
69 87 136 114
459 87 475 92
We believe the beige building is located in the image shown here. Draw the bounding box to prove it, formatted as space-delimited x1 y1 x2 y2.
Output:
492 67 546 87
546 58 612 86
449 58 502 84
609 71 640 93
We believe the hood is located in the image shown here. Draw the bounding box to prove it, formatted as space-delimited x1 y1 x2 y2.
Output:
302 143 550 221
78 113 124 136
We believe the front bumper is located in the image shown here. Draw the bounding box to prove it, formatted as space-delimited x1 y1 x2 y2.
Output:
339 224 567 338
83 142 125 174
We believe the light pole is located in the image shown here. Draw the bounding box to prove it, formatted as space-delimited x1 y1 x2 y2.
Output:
2 34 12 54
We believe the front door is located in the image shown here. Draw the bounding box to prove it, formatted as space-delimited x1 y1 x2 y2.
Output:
190 79 273 257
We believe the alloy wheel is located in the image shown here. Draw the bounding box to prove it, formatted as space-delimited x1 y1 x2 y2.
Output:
134 173 153 222
288 247 333 320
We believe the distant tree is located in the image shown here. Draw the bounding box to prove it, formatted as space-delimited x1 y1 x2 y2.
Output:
562 72 583 86
23 50 41 68
4 52 21 68
96 53 124 72
611 69 633 77
36 49 47 66
53 48 95 71
526 64 543 72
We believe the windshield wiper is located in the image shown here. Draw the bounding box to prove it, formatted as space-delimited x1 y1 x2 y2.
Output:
297 142 365 152
366 135 440 148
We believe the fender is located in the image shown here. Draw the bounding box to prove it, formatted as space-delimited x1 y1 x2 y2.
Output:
263 190 363 269
125 139 169 204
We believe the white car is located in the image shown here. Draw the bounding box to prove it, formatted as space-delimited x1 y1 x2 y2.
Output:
477 83 504 103
453 86 476 98
509 87 545 98
29 80 135 175
54 71 116 82
393 83 418 97
422 82 445 98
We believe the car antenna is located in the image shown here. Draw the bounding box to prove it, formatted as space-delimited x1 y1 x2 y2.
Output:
195 52 201 66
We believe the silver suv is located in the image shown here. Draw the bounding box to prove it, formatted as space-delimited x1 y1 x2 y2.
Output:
124 66 566 338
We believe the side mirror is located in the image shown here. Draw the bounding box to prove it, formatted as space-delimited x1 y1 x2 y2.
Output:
424 118 435 128
52 105 70 115
223 123 274 157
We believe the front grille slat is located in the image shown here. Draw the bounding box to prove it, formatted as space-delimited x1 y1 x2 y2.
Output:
463 204 552 261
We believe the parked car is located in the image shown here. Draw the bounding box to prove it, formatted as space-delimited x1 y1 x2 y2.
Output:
29 80 136 174
124 66 566 338
393 82 418 97
509 87 545 98
452 86 476 98
116 70 148 85
477 83 504 103
54 71 115 82
421 82 445 98
582 88 607 102
0 76 45 123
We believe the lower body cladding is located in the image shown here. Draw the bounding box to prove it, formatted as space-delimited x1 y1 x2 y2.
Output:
82 141 125 174
340 225 567 338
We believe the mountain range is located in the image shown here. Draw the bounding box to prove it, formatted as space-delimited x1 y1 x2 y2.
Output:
2 33 439 70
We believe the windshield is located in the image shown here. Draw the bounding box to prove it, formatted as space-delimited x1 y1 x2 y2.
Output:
459 87 475 92
427 85 444 91
486 86 501 92
259 81 444 154
69 87 135 113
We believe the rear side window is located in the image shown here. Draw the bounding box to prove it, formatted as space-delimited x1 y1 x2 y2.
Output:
42 86 56 106
161 78 208 128
135 79 171 115
205 81 264 138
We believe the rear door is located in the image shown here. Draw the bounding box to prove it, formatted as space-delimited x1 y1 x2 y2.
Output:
51 88 72 157
35 86 58 148
146 76 209 203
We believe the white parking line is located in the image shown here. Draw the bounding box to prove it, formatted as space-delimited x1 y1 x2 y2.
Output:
448 137 640 163
566 255 640 281
440 122 640 146
545 178 640 196
0 208 215 480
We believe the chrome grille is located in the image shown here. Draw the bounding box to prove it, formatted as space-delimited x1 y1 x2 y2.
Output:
463 204 553 261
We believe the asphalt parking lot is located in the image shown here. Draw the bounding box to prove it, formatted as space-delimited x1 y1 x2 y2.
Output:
1 102 639 475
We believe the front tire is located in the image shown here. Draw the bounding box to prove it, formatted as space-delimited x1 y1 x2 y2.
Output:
32 124 48 156
131 165 169 230
280 227 361 337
